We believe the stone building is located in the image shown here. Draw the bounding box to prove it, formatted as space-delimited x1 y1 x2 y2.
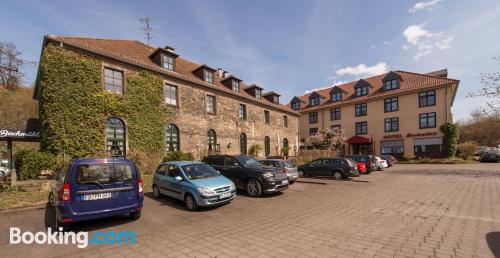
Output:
34 35 299 159
290 69 459 158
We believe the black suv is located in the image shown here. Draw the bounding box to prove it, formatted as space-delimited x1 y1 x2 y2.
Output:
203 155 289 197
298 158 359 179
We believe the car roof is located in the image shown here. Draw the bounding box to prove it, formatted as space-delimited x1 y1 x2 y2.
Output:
262 159 284 161
160 160 204 166
72 157 133 165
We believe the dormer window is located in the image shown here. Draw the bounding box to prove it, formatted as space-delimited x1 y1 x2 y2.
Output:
273 95 279 104
331 92 342 102
354 79 372 97
232 80 240 92
356 86 368 96
203 70 214 83
382 71 402 91
162 54 175 71
310 97 320 106
255 89 262 99
384 79 399 91
291 102 300 110
263 92 281 105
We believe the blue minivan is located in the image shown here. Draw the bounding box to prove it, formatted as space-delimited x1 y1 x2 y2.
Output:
152 161 236 211
49 158 144 229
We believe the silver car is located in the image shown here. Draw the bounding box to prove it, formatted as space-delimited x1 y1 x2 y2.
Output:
260 159 299 184
0 166 10 178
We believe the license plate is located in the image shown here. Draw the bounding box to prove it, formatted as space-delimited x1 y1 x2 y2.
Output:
81 192 112 201
219 192 232 199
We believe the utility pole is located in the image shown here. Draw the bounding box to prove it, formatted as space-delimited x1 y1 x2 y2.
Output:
140 16 153 46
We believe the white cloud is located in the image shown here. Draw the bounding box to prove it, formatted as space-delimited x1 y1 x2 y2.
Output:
409 0 443 13
335 63 388 77
403 25 453 60
304 80 348 94
382 41 392 47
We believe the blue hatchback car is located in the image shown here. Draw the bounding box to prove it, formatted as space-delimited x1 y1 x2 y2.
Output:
152 161 236 211
49 158 144 229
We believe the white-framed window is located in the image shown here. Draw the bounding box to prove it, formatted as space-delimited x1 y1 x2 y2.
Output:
232 80 240 92
206 95 216 113
163 55 175 71
164 84 177 106
104 68 123 94
203 70 214 83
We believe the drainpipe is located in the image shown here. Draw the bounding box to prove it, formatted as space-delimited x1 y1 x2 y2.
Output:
444 85 449 123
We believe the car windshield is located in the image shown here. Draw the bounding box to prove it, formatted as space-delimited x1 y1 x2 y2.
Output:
76 163 133 184
182 163 220 180
234 156 261 168
283 161 295 168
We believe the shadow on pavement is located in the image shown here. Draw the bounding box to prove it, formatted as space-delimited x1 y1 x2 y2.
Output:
44 203 135 232
486 232 500 258
144 192 231 212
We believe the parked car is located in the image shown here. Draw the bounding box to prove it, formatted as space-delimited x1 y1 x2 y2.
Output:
479 150 500 163
298 158 359 179
356 162 367 174
473 146 491 160
203 155 288 197
152 161 236 211
0 165 10 178
48 158 144 229
345 155 377 172
375 156 388 169
380 155 396 167
260 159 299 184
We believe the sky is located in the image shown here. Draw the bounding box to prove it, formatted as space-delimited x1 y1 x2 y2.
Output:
1 0 499 121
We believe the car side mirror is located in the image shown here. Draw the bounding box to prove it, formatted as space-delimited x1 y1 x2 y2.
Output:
174 176 183 182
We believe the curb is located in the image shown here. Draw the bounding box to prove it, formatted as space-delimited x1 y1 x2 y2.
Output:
0 201 47 214
295 180 328 185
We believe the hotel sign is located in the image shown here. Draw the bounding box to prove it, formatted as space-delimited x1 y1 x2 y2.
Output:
0 129 40 139
383 132 438 140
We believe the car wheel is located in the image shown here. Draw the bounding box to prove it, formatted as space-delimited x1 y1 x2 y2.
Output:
48 192 56 207
129 211 141 220
333 171 343 180
289 181 295 185
185 194 198 211
152 185 161 198
246 178 262 197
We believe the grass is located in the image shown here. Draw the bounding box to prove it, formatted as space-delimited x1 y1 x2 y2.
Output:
0 188 49 209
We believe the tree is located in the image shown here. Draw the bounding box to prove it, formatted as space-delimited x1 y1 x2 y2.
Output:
468 56 500 112
0 42 33 90
457 141 478 160
308 127 346 150
440 123 459 158
249 144 263 158
458 109 500 146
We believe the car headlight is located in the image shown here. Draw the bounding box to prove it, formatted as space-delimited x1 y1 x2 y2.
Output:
198 187 216 196
262 172 274 178
230 184 236 190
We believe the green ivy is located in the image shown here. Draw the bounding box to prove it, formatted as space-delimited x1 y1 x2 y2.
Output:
440 123 459 158
37 44 170 160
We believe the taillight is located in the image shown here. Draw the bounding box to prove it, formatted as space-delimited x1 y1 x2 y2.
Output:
62 183 71 201
282 168 287 173
137 178 143 193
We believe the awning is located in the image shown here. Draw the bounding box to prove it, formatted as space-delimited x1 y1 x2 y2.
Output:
346 135 372 144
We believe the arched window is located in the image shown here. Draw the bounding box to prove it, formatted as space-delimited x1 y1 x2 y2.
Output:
264 136 270 157
207 129 217 152
240 133 247 155
106 117 126 157
166 124 179 152
283 138 289 148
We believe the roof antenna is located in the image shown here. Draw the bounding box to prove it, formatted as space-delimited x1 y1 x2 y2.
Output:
140 16 153 46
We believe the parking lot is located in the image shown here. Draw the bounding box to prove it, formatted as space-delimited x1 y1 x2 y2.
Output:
1 163 499 258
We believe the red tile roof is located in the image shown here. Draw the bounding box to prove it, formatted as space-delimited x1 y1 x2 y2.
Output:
292 70 459 112
41 35 299 116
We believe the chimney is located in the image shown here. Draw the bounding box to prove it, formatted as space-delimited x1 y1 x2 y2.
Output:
426 69 448 78
222 71 229 78
216 68 223 77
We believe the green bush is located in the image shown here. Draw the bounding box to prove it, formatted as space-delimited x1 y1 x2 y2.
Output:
19 151 55 180
162 151 194 162
440 123 459 158
14 149 33 172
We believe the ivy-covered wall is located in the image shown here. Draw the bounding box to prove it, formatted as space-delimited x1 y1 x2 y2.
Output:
37 44 169 159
